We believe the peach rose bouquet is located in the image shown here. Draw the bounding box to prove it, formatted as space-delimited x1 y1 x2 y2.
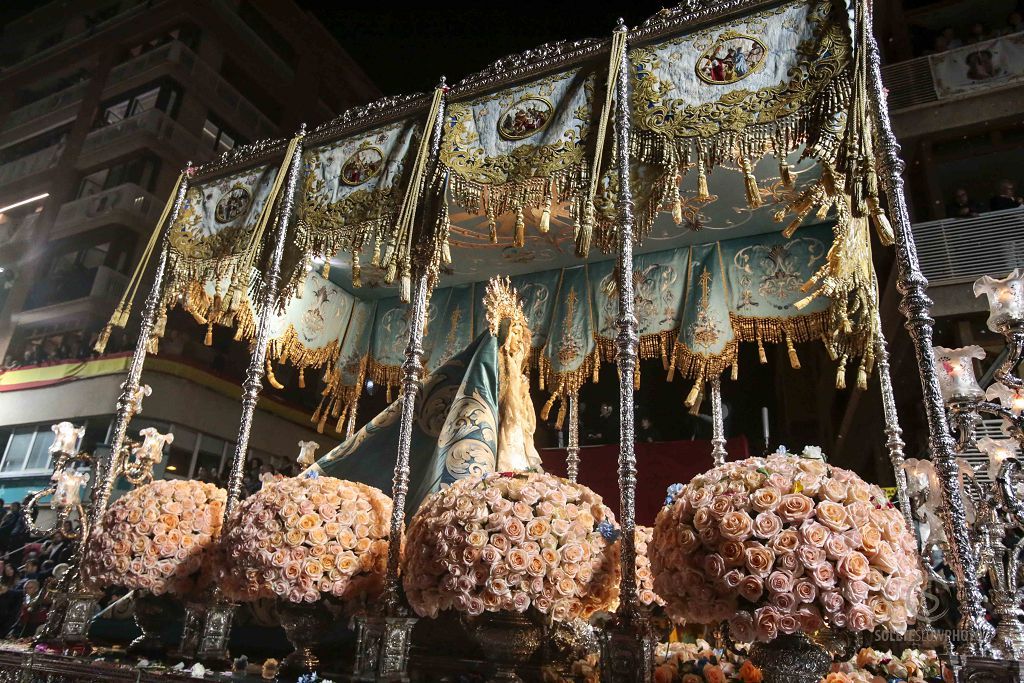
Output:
82 479 226 596
651 449 925 643
220 475 392 604
403 472 621 621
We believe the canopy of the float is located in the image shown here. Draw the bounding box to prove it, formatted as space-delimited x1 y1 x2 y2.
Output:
153 0 884 434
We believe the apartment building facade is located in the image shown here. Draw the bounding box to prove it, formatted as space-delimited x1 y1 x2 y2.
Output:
0 0 378 502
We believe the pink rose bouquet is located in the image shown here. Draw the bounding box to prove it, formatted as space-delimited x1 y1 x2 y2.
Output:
403 472 621 621
221 475 392 604
83 479 226 596
651 450 925 643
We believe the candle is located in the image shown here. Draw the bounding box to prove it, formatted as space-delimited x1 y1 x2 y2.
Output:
977 436 1017 480
985 382 1024 415
761 406 769 448
974 268 1024 332
933 345 986 402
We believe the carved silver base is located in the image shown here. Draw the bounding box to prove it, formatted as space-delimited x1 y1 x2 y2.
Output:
58 593 100 643
599 617 655 683
463 611 545 683
749 633 832 683
961 657 1024 683
195 602 234 668
353 615 417 681
171 604 204 661
128 593 175 658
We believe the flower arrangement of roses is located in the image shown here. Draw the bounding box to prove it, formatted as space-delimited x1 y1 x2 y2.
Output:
650 449 925 643
403 472 621 621
83 479 226 596
637 525 666 608
220 475 392 604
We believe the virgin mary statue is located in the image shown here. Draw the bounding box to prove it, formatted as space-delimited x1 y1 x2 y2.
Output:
304 277 543 512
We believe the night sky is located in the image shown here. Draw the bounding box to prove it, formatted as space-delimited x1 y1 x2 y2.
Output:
298 2 668 95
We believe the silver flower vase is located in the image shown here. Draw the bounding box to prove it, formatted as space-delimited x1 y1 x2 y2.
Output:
128 592 177 658
749 633 833 683
277 600 332 674
462 610 545 682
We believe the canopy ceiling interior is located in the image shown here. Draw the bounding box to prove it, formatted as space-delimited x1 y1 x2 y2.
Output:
106 0 892 434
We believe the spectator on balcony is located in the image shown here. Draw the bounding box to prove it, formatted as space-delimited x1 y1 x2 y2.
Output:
947 188 984 218
966 23 989 44
941 27 963 49
991 180 1024 212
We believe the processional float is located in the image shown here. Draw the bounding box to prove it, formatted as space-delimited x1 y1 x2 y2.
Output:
25 0 1024 680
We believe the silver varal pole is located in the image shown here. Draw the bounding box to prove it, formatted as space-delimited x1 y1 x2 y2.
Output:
226 128 306 517
383 270 429 613
864 19 994 653
874 328 915 533
612 22 640 622
566 393 580 483
709 377 727 466
91 176 188 522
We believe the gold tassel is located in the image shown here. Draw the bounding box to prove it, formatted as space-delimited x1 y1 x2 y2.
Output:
317 408 328 434
856 360 868 391
386 384 393 403
731 362 738 381
153 312 167 339
666 352 677 382
298 367 306 389
555 401 567 431
322 260 330 279
146 335 159 355
592 354 600 383
786 332 800 370
514 206 525 248
352 251 362 288
689 392 704 415
780 160 794 189
312 398 324 425
233 325 243 341
835 355 848 390
189 307 208 326
741 155 762 209
576 201 593 259
696 147 710 200
384 260 398 285
633 364 640 391
204 322 213 346
279 345 289 365
868 196 894 245
541 393 557 421
441 239 452 265
399 273 411 304
822 336 838 361
757 335 767 364
685 379 701 408
371 237 381 267
266 359 285 390
539 371 545 391
671 193 683 226
661 342 669 371
539 196 551 234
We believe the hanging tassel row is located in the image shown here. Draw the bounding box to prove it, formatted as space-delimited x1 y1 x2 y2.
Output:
695 143 711 201
514 206 526 248
740 154 762 209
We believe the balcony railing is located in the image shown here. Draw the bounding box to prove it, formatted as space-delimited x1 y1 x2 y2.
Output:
0 144 63 187
53 183 161 235
21 264 128 311
79 108 198 160
912 207 1024 286
882 31 1024 111
2 82 88 132
107 40 277 140
0 212 40 249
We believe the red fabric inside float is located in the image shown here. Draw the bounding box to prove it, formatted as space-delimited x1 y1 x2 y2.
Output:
540 436 751 526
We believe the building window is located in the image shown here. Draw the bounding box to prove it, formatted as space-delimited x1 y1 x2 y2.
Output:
77 155 161 197
201 118 240 156
98 81 181 127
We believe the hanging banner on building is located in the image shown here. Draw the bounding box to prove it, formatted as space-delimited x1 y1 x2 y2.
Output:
929 32 1024 98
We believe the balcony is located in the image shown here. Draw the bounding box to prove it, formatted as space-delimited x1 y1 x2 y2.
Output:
78 109 201 168
1 82 88 136
882 31 1024 112
106 40 278 140
16 264 127 321
0 143 63 188
0 212 41 250
52 183 162 240
912 207 1024 287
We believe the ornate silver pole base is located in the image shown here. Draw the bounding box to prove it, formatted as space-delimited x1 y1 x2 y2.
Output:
56 592 101 644
352 615 417 682
960 657 1024 683
599 617 655 683
194 601 235 668
170 603 204 661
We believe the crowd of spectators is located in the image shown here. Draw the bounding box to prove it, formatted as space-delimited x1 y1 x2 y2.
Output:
0 499 76 638
921 12 1024 56
947 179 1024 219
1 327 133 372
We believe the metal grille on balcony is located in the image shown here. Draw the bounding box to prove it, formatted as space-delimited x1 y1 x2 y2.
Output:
911 208 1024 286
2 82 88 132
881 56 938 111
79 109 199 160
53 183 162 237
0 144 63 187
